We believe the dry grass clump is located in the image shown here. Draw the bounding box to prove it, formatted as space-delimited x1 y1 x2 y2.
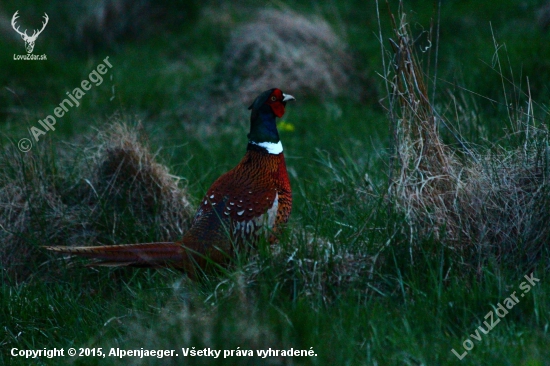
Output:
194 8 363 125
384 10 550 271
0 121 193 283
460 138 549 266
236 231 379 305
181 6 379 129
282 236 377 301
189 8 366 124
385 17 461 245
220 9 354 101
85 121 193 242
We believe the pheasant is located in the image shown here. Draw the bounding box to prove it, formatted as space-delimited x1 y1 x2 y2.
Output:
46 88 295 277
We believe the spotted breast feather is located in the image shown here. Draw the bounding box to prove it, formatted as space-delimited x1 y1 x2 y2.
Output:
197 147 292 246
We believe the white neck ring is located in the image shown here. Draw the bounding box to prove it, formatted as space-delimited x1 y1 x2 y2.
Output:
249 140 283 154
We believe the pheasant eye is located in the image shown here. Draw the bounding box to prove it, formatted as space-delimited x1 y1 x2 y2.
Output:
270 96 277 101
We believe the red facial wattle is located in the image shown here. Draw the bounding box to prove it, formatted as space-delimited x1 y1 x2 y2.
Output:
269 102 285 118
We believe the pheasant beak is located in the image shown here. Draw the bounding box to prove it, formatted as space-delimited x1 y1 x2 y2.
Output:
282 93 296 103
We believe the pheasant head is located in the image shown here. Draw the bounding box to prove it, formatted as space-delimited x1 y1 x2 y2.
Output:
247 88 295 154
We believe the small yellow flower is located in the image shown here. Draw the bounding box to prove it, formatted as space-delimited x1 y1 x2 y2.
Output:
277 120 295 132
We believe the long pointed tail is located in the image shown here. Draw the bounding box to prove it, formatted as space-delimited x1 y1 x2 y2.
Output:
44 242 185 268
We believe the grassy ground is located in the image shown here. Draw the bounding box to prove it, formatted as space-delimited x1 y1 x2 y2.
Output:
2 0 550 365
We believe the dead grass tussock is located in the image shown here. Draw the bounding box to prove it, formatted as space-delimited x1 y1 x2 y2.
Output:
387 27 461 245
0 119 194 282
290 235 377 300
384 6 550 270
238 230 379 304
88 120 193 240
190 8 367 126
220 9 354 101
459 134 549 265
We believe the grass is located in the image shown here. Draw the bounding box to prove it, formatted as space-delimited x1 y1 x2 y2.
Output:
2 0 550 365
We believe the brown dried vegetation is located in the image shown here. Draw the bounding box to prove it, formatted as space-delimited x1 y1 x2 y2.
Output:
385 12 550 273
0 120 193 282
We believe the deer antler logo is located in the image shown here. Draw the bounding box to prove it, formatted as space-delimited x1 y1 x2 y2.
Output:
11 10 49 54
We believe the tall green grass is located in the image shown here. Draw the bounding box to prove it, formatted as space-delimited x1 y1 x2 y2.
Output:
2 0 550 365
